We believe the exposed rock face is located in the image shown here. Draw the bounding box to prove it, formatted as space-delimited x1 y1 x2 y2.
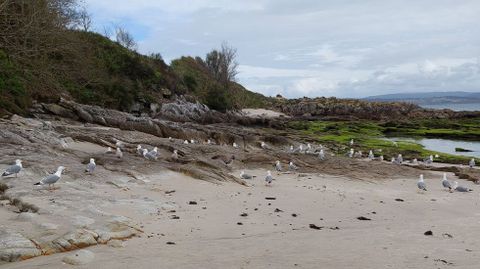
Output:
159 98 212 122
0 229 41 262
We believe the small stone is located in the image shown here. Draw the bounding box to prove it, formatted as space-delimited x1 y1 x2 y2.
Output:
394 198 404 202
424 230 433 236
274 208 283 213
265 197 276 200
291 213 298 217
309 224 323 230
188 201 197 205
166 241 176 245
357 216 371 221
240 213 248 217
62 249 95 265
237 222 243 225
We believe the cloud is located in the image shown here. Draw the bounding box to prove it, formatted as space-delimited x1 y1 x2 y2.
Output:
84 0 480 98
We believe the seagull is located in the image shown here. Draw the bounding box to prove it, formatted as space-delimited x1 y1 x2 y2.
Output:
350 139 354 146
354 151 363 158
169 137 174 142
368 150 374 160
417 174 427 192
379 155 384 161
453 181 473 192
136 145 143 156
424 155 433 165
261 141 268 149
298 144 304 153
85 158 96 174
190 139 195 144
391 157 396 163
289 161 298 171
144 147 158 160
397 154 403 164
289 145 294 153
115 139 124 149
348 148 354 158
412 158 418 165
2 159 22 178
184 140 189 145
171 150 178 161
233 142 239 149
469 158 476 168
265 170 273 185
207 139 212 145
105 147 113 154
275 160 282 171
34 166 65 190
441 173 452 191
318 149 325 160
240 170 252 180
115 148 123 159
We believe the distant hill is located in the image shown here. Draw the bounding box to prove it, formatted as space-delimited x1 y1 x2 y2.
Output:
365 91 480 105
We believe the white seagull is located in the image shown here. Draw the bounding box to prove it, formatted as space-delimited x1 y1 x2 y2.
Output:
288 161 298 171
265 170 273 185
233 142 239 149
115 148 123 159
34 166 65 190
240 170 252 180
441 173 452 191
318 149 325 160
453 181 473 192
417 174 427 192
469 158 476 168
85 158 96 174
348 148 354 158
2 159 22 178
368 150 374 160
136 145 143 156
275 160 282 171
144 147 158 160
171 150 178 161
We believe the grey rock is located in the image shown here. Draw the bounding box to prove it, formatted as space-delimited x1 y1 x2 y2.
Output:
62 249 95 265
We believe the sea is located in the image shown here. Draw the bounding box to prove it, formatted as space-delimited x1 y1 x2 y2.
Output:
420 103 480 111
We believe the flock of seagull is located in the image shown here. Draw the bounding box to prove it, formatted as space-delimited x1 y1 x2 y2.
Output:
1 138 477 191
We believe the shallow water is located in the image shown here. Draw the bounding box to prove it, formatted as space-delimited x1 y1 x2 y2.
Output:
420 103 480 111
386 137 480 158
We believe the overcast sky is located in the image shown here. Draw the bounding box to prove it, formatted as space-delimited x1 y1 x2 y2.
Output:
85 0 480 98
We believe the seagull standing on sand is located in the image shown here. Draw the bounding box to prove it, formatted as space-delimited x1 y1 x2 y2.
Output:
453 181 473 192
34 166 65 190
240 170 252 180
469 158 476 168
368 150 374 160
136 145 143 156
349 148 354 158
2 159 22 177
442 173 452 191
417 174 427 192
85 158 96 174
275 160 282 171
265 171 273 185
289 161 298 171
115 148 123 159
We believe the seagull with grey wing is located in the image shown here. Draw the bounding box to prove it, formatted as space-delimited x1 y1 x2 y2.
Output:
453 181 473 192
265 170 273 185
469 158 476 168
441 173 452 191
240 170 252 180
85 158 96 174
136 145 143 156
289 161 298 171
2 159 22 178
233 142 239 149
34 166 65 190
171 150 179 161
348 148 354 158
318 149 325 160
275 160 282 171
368 150 374 160
417 174 427 192
115 148 123 159
143 147 159 160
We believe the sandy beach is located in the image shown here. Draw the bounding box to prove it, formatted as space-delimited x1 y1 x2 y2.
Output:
3 167 479 269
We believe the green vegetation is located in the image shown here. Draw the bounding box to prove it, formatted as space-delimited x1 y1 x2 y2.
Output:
0 50 29 115
288 119 478 164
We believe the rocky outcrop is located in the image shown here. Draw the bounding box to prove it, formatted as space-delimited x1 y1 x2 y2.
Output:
0 229 41 262
273 97 480 120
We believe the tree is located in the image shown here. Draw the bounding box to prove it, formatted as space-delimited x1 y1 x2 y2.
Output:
205 42 239 88
77 7 92 31
115 26 137 51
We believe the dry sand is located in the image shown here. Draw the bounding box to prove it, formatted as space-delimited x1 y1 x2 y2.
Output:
4 168 480 269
